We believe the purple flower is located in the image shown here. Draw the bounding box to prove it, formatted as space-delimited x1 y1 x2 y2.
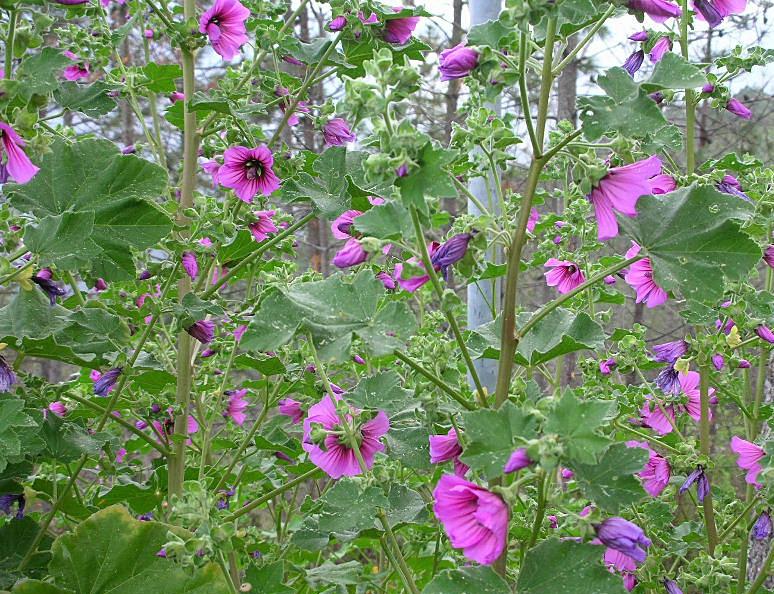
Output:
383 8 419 44
652 340 689 363
0 355 17 393
278 398 303 424
248 210 277 242
431 233 472 279
712 354 725 370
31 269 66 305
504 447 533 473
654 366 681 395
283 55 304 66
48 401 67 417
663 579 683 594
604 548 638 591
763 245 774 269
650 91 665 104
716 174 751 201
94 278 108 291
622 50 644 76
604 275 617 285
624 242 668 308
328 15 347 31
224 389 248 425
0 493 25 519
302 395 389 478
323 118 356 146
544 258 586 294
755 325 774 344
274 451 292 462
186 320 215 344
433 474 508 565
144 29 154 39
359 11 379 24
352 354 366 365
199 0 250 60
94 367 122 396
138 512 154 521
156 549 167 558
679 466 710 502
738 359 751 369
599 358 617 375
649 36 672 62
219 145 280 203
753 511 772 540
629 30 649 41
396 163 409 177
527 208 539 233
182 251 198 280
139 269 152 281
693 0 746 26
376 271 396 290
589 155 662 240
627 0 682 22
439 43 479 81
595 517 651 564
121 145 136 155
726 98 752 120
333 237 368 269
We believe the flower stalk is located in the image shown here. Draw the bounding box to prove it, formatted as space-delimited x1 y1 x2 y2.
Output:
699 364 719 555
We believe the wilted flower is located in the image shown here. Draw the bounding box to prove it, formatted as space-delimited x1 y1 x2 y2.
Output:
504 447 534 473
0 355 17 393
624 242 668 307
432 474 508 565
395 241 440 292
377 271 396 290
544 258 586 294
0 493 25 519
278 398 303 424
31 268 66 305
116 448 127 463
431 233 473 280
182 251 198 280
589 155 662 240
359 11 379 24
332 237 368 269
679 466 710 502
726 98 752 120
627 0 682 22
600 358 617 375
216 486 236 509
248 210 278 242
629 30 649 42
649 36 672 62
730 436 764 487
693 0 746 27
716 174 751 201
755 325 774 344
327 15 347 31
663 579 683 594
383 8 419 44
429 428 469 477
595 517 651 563
763 245 774 269
199 0 250 60
94 278 108 292
652 340 689 363
439 43 479 81
302 395 389 478
186 320 216 344
323 118 356 146
604 548 638 592
94 367 122 396
219 145 280 202
223 389 248 425
712 354 725 370
622 50 644 76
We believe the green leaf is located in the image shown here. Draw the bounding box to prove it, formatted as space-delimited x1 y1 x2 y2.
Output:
460 402 538 479
305 560 362 588
467 19 511 47
643 53 707 90
281 146 350 217
242 271 416 360
39 416 110 462
397 142 457 215
349 371 417 415
245 561 293 594
54 81 117 117
573 443 648 512
0 289 70 341
619 184 760 303
353 200 412 240
48 505 231 593
0 399 45 473
0 518 53 588
516 308 605 366
9 139 171 280
544 390 615 464
385 426 431 470
132 370 175 394
16 48 69 98
423 566 510 594
96 481 162 514
579 67 668 141
517 539 628 594
383 483 425 527
315 478 388 537
138 62 182 93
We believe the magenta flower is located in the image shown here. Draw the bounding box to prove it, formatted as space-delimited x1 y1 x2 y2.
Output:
712 353 725 370
63 63 89 81
604 548 638 592
249 210 278 242
726 98 752 119
219 145 280 203
359 11 379 24
31 269 66 305
627 0 682 22
624 242 668 308
116 448 127 463
223 388 248 425
588 155 662 240
753 511 772 540
693 0 746 26
0 122 39 184
327 15 347 31
198 0 250 60
332 237 368 269
48 401 67 417
527 208 539 233
182 251 198 280
640 371 715 434
649 36 672 62
186 320 215 344
201 158 221 188
331 209 363 239
629 31 649 42
302 394 389 478
622 50 644 76
439 43 479 81
544 258 586 294
649 173 677 194
323 118 356 146
626 441 671 497
504 447 533 473
278 398 303 424
763 245 774 268
0 356 17 393
376 271 396 290
169 91 185 103
394 241 441 292
383 8 419 44
233 324 247 342
595 517 651 564
94 367 122 396
599 358 617 375
432 474 508 565
730 436 764 487
429 429 468 477
757 325 774 344
144 29 154 39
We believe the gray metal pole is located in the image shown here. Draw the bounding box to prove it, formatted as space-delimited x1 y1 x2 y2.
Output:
467 0 502 393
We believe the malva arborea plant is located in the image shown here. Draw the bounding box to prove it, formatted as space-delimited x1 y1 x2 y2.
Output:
0 0 771 592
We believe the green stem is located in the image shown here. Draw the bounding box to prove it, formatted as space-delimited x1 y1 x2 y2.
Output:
0 259 33 286
613 420 681 455
679 0 696 173
224 468 320 522
718 492 759 545
63 271 85 306
5 9 17 79
408 206 487 407
746 543 774 594
699 365 719 555
142 0 174 30
527 472 548 548
551 4 616 76
451 175 491 217
518 31 539 155
394 351 475 411
203 211 316 297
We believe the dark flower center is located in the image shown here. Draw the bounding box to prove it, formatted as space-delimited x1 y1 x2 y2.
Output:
245 159 263 180
566 265 576 274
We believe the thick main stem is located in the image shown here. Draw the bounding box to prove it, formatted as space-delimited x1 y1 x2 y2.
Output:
679 0 696 173
4 9 16 79
699 365 719 555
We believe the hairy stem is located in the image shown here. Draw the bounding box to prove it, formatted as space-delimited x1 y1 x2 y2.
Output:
394 351 475 411
699 365 719 555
